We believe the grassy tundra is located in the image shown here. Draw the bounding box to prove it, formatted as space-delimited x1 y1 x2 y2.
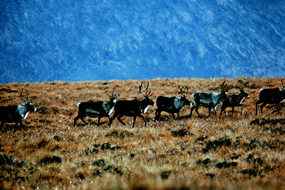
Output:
0 78 284 190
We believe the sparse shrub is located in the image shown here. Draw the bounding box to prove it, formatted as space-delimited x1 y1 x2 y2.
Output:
105 129 134 138
50 106 60 114
167 148 180 156
196 158 211 166
85 143 121 155
85 147 99 155
170 127 192 137
92 159 106 167
245 154 264 166
250 118 285 126
264 126 285 135
160 170 172 180
230 153 241 160
240 168 261 177
53 135 63 141
38 155 62 165
100 142 121 150
0 153 16 166
92 159 123 176
0 153 25 167
205 173 215 178
93 169 103 177
0 153 35 183
113 167 124 176
37 106 49 114
75 172 86 180
129 153 136 159
203 136 231 153
195 135 208 142
215 160 237 169
244 139 271 150
37 139 49 149
267 139 285 151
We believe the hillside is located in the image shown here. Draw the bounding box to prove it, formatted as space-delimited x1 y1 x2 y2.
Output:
0 78 284 189
1 1 285 83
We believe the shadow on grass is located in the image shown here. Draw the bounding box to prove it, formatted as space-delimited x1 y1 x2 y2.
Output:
154 114 190 122
0 123 31 132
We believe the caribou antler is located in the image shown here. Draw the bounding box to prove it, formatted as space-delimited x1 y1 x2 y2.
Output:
19 89 24 97
138 82 143 94
111 88 119 99
281 79 284 87
221 81 226 88
144 81 152 97
138 81 151 96
220 80 228 92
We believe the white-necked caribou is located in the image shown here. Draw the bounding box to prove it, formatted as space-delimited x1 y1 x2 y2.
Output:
108 82 154 127
0 90 36 127
189 81 227 118
74 90 118 126
155 86 190 121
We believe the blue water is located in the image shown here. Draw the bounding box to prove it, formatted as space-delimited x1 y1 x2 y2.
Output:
0 0 284 83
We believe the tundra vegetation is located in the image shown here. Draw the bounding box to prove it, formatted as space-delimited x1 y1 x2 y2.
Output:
0 78 284 190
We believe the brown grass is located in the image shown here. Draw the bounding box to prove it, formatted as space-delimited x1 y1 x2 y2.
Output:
0 78 284 190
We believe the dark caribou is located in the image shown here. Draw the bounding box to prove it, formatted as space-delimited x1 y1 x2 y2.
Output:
109 81 154 127
255 80 285 115
155 86 191 120
0 101 36 127
220 88 248 117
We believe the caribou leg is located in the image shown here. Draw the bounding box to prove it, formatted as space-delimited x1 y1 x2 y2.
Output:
260 102 267 113
255 100 262 115
189 107 194 118
73 115 79 126
108 115 115 127
207 107 212 117
155 110 161 121
80 117 87 125
74 114 87 126
219 106 225 117
117 115 126 126
231 107 235 116
97 117 101 126
132 116 137 128
195 107 201 117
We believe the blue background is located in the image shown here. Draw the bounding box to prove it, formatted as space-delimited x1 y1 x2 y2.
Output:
0 0 284 83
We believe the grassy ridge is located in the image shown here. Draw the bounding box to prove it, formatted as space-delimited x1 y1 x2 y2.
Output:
0 78 284 190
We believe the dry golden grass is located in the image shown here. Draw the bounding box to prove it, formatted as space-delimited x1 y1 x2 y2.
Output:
0 78 284 190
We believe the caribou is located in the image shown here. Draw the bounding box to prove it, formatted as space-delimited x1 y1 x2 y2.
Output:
74 90 118 126
108 82 154 128
189 81 227 118
255 80 285 115
155 86 191 121
219 88 248 117
0 101 36 127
